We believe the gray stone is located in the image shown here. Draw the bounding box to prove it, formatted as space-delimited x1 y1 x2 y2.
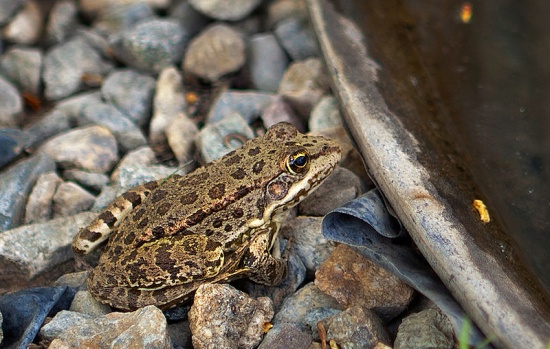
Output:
279 58 330 117
53 181 95 217
94 3 155 35
2 0 43 45
189 283 274 349
197 112 254 163
188 0 262 21
167 320 192 349
40 125 119 173
183 24 246 82
394 308 455 349
166 114 198 165
150 66 186 146
43 37 112 100
299 166 362 216
69 290 112 317
46 0 79 44
0 212 95 291
54 91 103 118
24 171 62 224
0 47 42 95
261 96 306 132
63 169 109 193
0 0 24 25
40 306 171 348
0 128 31 168
274 17 320 61
207 89 276 124
0 75 22 126
248 33 289 92
168 0 209 37
0 153 55 231
266 0 308 28
258 322 313 349
309 95 343 131
78 0 170 18
304 307 342 341
25 109 71 148
111 19 188 73
54 270 88 289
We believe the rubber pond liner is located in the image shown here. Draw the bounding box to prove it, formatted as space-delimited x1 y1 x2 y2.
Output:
307 0 550 348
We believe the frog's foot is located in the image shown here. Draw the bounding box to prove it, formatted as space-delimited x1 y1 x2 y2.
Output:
242 230 288 286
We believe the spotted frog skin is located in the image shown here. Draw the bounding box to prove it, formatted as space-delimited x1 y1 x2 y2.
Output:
72 123 341 311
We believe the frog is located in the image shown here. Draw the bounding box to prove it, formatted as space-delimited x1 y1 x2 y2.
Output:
72 122 341 311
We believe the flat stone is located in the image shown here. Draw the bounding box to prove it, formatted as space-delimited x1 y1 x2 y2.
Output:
247 33 288 92
45 0 79 45
101 69 156 126
40 306 171 348
24 171 62 224
394 308 455 349
0 153 55 231
188 0 262 21
0 212 96 291
43 37 112 100
52 182 95 217
274 16 320 61
40 125 119 173
183 24 246 82
189 283 274 349
0 46 42 95
2 0 43 45
315 244 415 322
0 75 23 126
207 89 276 124
111 18 188 73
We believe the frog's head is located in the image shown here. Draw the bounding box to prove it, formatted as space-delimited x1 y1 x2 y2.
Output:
253 122 342 225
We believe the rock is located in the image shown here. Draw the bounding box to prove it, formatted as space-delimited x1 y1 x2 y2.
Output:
274 17 320 61
0 128 31 168
54 271 88 289
0 153 55 231
0 46 42 95
166 114 199 165
207 89 276 124
78 0 170 18
183 24 246 82
25 109 71 148
53 181 95 217
309 95 343 131
40 125 119 173
299 166 362 216
274 282 342 329
258 322 313 349
0 310 3 344
69 290 112 317
24 171 62 224
266 0 308 28
111 19 188 73
0 0 25 25
0 212 95 291
261 96 306 133
167 320 193 349
315 244 415 322
150 66 187 146
43 37 112 100
0 75 23 126
304 307 341 341
279 58 330 117
323 305 390 349
0 286 75 349
93 3 155 35
2 0 43 44
188 0 262 21
168 0 209 37
46 0 79 45
282 217 335 277
40 305 171 349
247 33 288 92
189 283 274 349
79 101 147 151
54 90 102 118
101 69 156 126
63 170 110 193
197 112 255 163
394 308 455 349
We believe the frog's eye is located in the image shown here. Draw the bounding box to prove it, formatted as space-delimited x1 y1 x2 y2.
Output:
286 150 310 174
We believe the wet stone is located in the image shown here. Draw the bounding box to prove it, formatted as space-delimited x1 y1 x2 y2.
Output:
183 23 246 82
40 125 119 173
40 305 171 349
0 46 42 95
2 0 43 45
52 181 95 217
111 18 188 73
0 75 23 126
188 0 263 21
101 69 156 126
43 37 113 100
274 16 320 61
45 0 79 45
24 171 62 224
248 33 289 92
315 244 415 322
189 283 274 349
207 89 277 124
309 95 344 132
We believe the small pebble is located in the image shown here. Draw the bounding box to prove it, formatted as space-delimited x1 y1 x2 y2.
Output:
69 290 112 317
2 0 43 45
274 17 320 61
394 308 455 349
207 89 276 124
46 0 79 45
0 75 23 126
261 96 306 132
52 181 95 217
0 128 30 168
63 169 110 193
0 46 42 95
93 3 155 35
24 171 62 224
166 114 199 165
78 0 170 18
247 33 289 92
309 95 343 131
183 23 246 82
188 0 263 21
258 322 313 349
266 0 308 28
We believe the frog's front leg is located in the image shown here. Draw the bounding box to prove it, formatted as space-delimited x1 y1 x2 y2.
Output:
72 180 163 257
241 228 289 286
